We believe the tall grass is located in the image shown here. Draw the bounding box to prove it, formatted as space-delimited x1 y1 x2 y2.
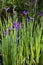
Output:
0 0 43 65
0 13 43 65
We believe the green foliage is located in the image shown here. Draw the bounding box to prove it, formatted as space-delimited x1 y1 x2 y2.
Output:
0 14 43 65
0 0 43 65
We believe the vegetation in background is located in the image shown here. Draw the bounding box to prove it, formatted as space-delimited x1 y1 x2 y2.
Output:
0 0 43 65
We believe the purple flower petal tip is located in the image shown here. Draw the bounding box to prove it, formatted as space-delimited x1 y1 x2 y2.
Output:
4 7 10 11
38 12 43 16
23 10 29 15
3 30 7 36
9 27 14 31
3 30 9 37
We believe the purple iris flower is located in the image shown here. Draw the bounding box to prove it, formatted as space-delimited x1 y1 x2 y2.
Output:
23 10 29 15
38 12 43 16
13 22 21 30
9 27 14 31
4 7 10 11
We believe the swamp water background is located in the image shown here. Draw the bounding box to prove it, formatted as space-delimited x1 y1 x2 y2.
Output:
0 0 43 65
